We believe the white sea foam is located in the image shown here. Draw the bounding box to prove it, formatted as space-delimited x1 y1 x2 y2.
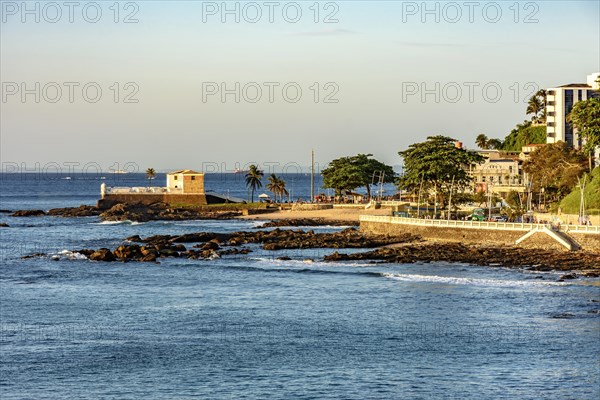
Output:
382 273 567 287
250 257 374 268
56 250 88 260
92 220 144 225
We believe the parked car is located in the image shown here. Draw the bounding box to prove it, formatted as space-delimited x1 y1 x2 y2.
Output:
491 215 508 222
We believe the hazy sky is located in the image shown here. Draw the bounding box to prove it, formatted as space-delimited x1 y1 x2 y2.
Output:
1 0 598 172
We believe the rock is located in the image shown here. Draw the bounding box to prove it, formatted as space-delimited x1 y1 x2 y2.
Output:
89 248 116 262
99 202 242 223
276 256 291 261
47 205 100 217
126 235 143 242
172 244 187 252
159 249 179 258
201 240 220 251
11 210 46 217
258 218 358 228
559 273 578 280
139 253 157 262
21 252 46 259
0 223 9 227
0 209 12 213
76 249 95 257
113 245 142 261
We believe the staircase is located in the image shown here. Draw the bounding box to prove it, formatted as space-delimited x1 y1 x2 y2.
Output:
516 226 580 251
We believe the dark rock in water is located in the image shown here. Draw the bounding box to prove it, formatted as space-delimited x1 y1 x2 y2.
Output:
21 252 47 259
89 248 116 262
139 253 158 262
126 235 143 242
159 249 180 258
11 209 46 217
258 218 358 228
99 202 241 222
47 205 100 217
581 271 600 278
0 223 9 227
201 240 220 251
114 245 143 261
323 243 600 271
0 209 12 213
551 313 576 319
218 247 251 256
76 249 95 257
276 256 292 261
559 273 578 280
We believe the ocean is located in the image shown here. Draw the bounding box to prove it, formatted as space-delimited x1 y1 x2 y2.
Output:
0 173 599 399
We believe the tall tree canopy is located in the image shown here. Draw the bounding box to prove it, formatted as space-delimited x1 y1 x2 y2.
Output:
398 135 484 207
523 142 587 203
567 97 600 170
321 154 395 197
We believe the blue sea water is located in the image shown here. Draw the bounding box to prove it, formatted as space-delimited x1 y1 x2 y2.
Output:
0 173 599 399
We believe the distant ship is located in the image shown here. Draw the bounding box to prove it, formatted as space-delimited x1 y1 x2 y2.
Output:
112 170 129 174
234 168 248 174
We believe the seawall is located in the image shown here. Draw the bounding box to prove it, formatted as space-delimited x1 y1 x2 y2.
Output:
360 218 600 252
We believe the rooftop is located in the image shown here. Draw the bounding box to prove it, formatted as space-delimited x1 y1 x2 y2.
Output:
168 169 203 175
555 83 592 88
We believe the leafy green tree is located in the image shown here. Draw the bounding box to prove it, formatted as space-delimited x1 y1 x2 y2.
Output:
245 165 263 203
398 135 484 209
145 168 156 188
487 138 503 150
523 142 587 204
321 154 395 198
567 97 600 171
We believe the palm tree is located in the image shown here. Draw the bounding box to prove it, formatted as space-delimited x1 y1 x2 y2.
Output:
276 177 289 203
266 174 279 202
245 165 263 203
475 134 489 149
526 95 543 122
145 168 156 188
266 174 289 203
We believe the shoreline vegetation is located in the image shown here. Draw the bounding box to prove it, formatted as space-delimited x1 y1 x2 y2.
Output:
10 202 600 275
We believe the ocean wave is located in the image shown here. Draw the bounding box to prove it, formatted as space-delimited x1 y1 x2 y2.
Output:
381 273 568 287
54 250 88 260
91 220 144 225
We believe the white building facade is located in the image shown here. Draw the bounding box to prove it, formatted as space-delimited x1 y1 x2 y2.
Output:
546 72 600 149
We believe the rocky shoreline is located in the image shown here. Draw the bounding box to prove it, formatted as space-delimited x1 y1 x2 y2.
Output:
257 218 358 228
20 227 600 275
10 203 241 222
324 243 600 275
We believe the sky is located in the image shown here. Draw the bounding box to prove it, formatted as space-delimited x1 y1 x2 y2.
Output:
1 0 598 173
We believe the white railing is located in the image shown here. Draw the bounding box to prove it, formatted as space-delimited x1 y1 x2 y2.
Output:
106 186 182 194
359 215 600 234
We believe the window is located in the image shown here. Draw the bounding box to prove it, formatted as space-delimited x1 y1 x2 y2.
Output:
548 90 555 95
548 122 555 127
548 111 555 117
174 176 178 180
191 176 196 181
548 101 555 106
